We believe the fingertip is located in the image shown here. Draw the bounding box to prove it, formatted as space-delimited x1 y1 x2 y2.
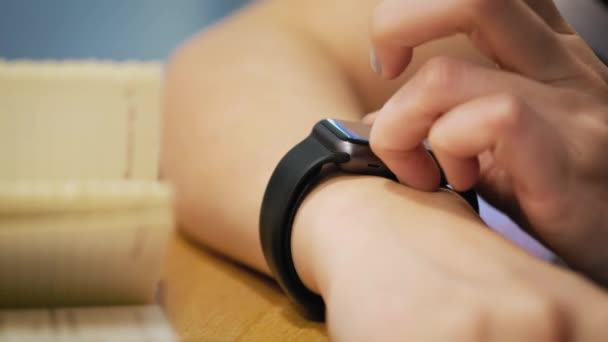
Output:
386 147 442 192
447 163 480 192
398 167 441 192
431 148 480 192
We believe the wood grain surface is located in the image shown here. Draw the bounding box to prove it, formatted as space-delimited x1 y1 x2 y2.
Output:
161 233 328 341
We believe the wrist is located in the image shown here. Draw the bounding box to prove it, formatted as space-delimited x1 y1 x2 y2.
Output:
291 174 479 299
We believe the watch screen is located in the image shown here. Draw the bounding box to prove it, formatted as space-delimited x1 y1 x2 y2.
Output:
323 119 370 144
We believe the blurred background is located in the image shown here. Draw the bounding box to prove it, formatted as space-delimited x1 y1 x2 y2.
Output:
0 0 248 60
0 0 605 61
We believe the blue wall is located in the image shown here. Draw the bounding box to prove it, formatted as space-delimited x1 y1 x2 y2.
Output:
2 1 605 62
0 0 248 60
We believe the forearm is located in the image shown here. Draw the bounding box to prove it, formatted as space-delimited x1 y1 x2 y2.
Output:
161 0 487 275
161 3 364 272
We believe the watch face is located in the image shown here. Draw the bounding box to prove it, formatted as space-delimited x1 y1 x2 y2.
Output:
315 118 394 177
321 119 370 145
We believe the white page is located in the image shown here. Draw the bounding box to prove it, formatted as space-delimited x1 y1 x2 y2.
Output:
0 60 162 181
0 180 174 307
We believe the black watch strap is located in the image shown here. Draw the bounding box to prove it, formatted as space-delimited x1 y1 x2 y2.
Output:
260 135 348 320
260 133 479 321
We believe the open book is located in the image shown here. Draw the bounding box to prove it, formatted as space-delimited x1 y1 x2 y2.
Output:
0 61 176 341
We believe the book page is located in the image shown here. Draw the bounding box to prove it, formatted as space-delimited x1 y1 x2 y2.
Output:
0 61 176 336
0 60 162 181
0 305 176 342
0 181 174 307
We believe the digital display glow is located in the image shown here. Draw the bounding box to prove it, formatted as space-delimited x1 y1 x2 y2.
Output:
326 119 370 144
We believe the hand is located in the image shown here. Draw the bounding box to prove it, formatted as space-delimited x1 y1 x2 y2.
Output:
366 0 608 285
294 175 608 341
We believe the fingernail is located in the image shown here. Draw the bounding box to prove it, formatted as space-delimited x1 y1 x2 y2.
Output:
369 47 382 76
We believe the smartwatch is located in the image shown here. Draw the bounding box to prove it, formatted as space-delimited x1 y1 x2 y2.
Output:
259 118 478 321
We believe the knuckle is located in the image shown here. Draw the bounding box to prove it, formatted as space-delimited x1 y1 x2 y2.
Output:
516 296 563 342
583 108 608 140
418 56 464 94
464 0 507 21
448 304 489 340
570 117 608 179
492 93 525 132
562 93 608 178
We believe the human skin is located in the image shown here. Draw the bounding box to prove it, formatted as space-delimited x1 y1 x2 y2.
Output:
367 0 608 286
161 0 608 340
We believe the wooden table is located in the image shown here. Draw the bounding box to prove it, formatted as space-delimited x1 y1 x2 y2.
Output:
161 233 328 341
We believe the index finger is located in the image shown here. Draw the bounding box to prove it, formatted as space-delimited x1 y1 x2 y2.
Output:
370 0 581 81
